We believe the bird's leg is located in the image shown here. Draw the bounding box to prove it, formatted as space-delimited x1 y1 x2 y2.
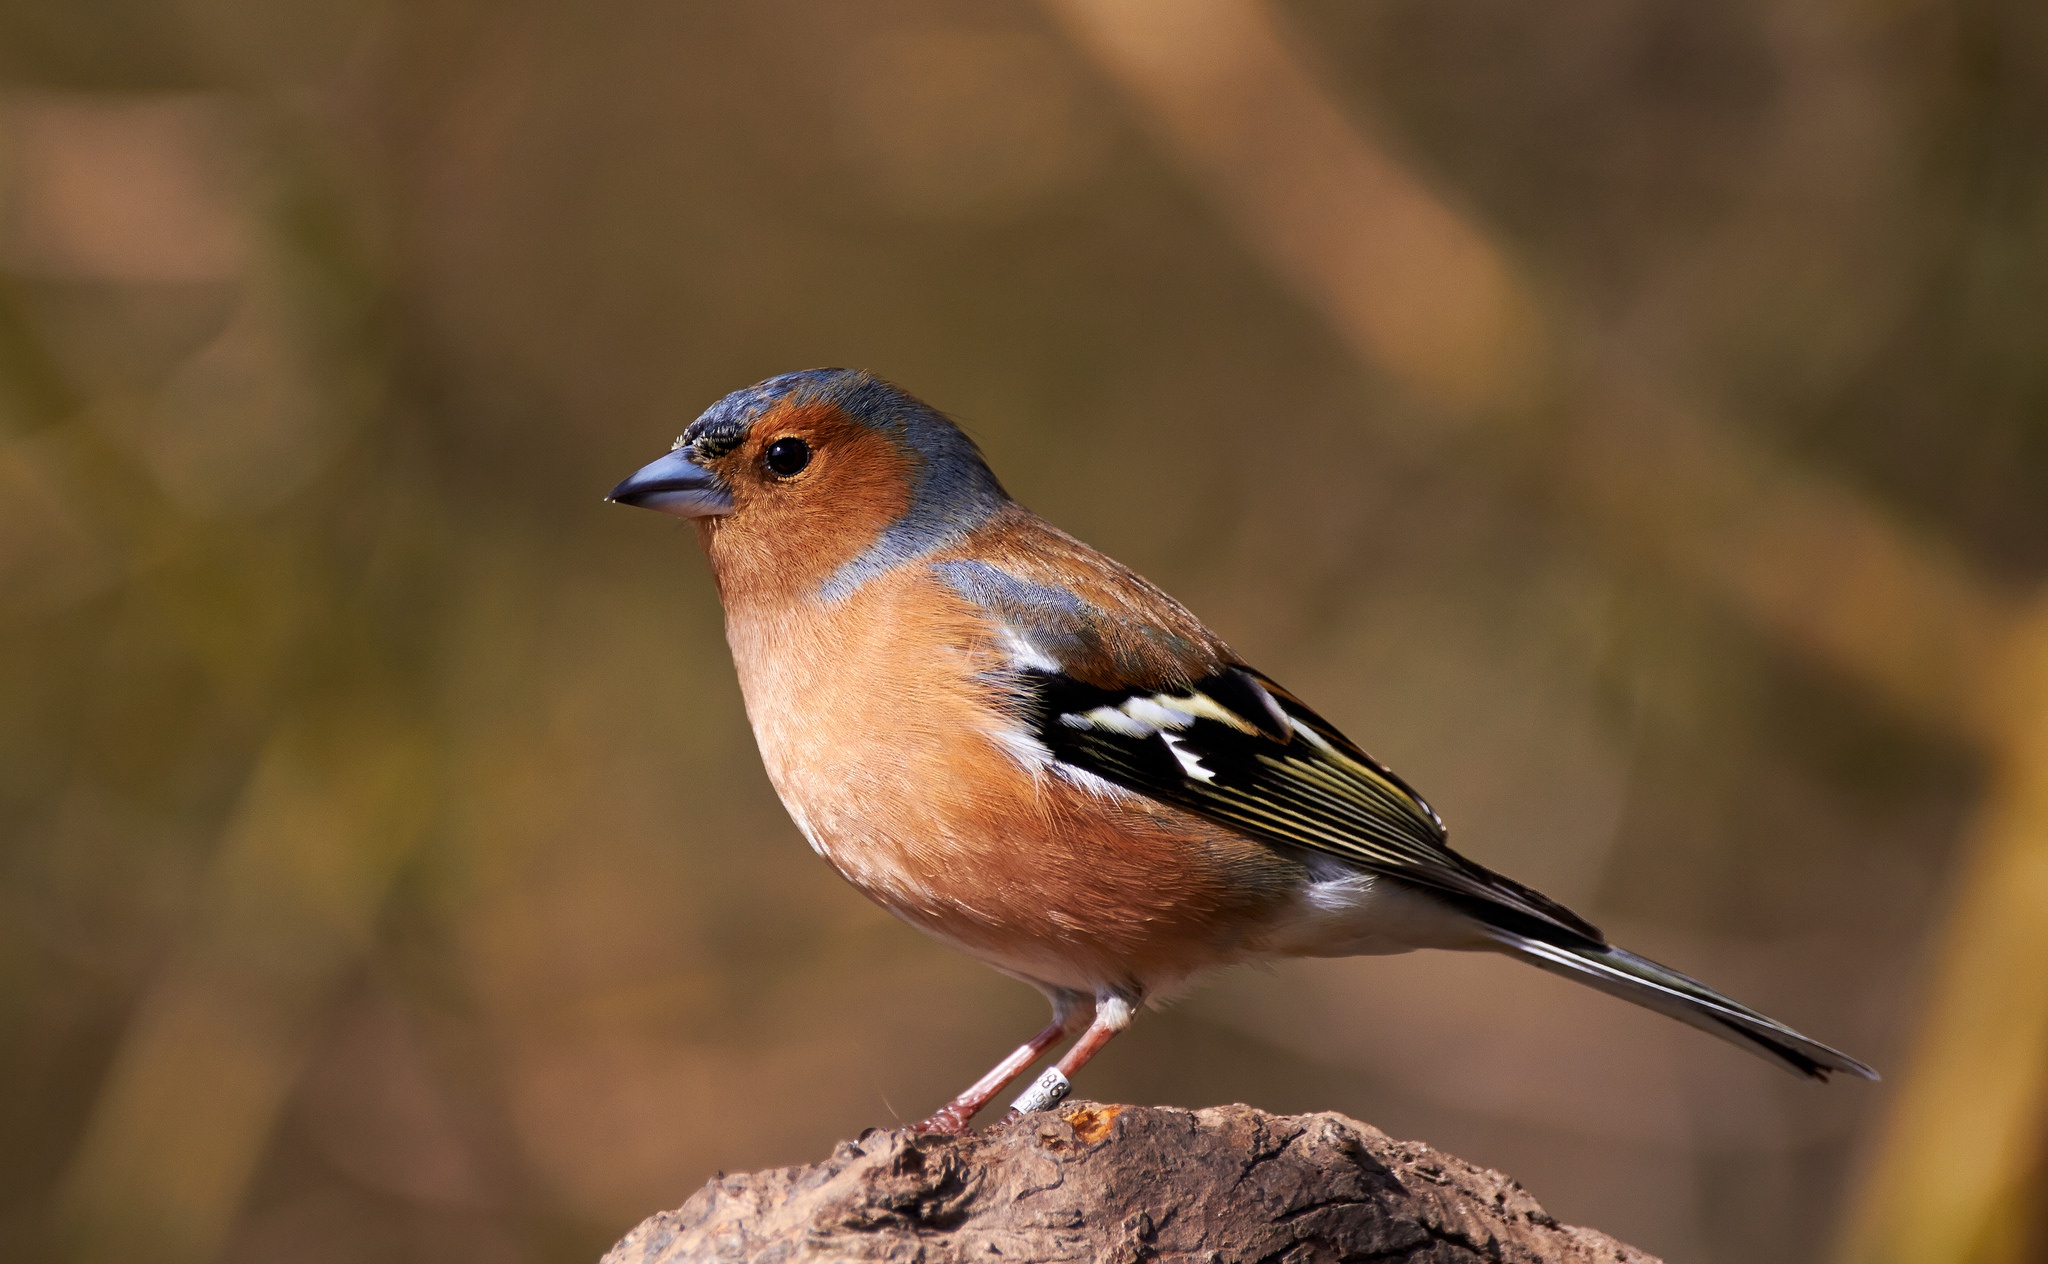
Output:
913 991 1088 1135
1003 991 1136 1122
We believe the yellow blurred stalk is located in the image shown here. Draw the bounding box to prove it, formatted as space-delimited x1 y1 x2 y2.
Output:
1044 1 2048 1258
58 717 436 1264
1836 607 2048 1264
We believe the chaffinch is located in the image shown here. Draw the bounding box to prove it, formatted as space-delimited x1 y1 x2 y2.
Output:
608 368 1876 1133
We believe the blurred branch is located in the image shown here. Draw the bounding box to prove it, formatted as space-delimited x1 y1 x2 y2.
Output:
1042 2 2048 1260
1552 374 2017 744
1043 0 1542 415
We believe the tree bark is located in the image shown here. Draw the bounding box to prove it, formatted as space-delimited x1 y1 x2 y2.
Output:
602 1102 1658 1263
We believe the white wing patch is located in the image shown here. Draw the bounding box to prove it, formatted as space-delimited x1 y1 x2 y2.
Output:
1123 695 1197 731
1071 704 1160 738
1055 686 1274 785
997 626 1062 674
1009 666 1295 790
1056 688 1260 739
1159 732 1215 782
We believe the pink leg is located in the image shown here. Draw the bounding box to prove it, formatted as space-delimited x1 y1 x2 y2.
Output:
1003 992 1137 1122
914 994 1088 1135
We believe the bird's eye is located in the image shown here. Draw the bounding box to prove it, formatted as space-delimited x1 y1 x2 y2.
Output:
763 437 811 478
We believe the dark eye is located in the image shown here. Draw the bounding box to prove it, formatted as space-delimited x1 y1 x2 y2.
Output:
763 436 811 478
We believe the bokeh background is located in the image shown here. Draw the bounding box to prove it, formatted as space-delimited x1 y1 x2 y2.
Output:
2 1 2044 1261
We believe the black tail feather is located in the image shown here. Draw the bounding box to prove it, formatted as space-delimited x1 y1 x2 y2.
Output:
1489 932 1878 1082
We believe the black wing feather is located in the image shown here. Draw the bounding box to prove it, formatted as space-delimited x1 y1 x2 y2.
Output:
1023 665 1606 947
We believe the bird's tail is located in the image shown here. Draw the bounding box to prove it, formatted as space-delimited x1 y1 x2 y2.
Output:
1486 930 1878 1082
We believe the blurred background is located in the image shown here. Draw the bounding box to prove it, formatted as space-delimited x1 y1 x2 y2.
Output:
1 1 2043 1261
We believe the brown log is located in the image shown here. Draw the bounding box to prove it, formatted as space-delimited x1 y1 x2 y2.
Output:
601 1102 1658 1263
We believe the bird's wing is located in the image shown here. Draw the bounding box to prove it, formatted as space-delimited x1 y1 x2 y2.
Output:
933 545 1605 947
1021 664 1605 945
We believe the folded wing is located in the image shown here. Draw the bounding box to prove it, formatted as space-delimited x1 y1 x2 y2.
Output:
1019 663 1607 947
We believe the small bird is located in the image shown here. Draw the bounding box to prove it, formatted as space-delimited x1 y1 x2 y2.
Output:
608 368 1876 1133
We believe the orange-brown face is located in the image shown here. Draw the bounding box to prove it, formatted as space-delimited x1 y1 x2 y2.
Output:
696 401 918 604
610 398 915 605
611 369 1012 606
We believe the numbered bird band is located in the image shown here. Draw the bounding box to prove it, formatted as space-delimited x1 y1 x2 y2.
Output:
1010 1067 1071 1115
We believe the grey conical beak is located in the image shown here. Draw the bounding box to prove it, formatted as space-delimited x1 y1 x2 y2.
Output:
606 448 734 518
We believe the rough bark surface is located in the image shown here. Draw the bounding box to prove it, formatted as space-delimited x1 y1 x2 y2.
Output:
602 1102 1658 1263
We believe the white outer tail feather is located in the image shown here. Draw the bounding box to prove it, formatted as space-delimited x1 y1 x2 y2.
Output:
1486 930 1879 1082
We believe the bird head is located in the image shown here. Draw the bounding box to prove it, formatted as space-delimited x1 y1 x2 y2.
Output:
608 369 1010 602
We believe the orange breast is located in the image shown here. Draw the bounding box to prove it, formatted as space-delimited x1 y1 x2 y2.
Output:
719 566 1298 996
